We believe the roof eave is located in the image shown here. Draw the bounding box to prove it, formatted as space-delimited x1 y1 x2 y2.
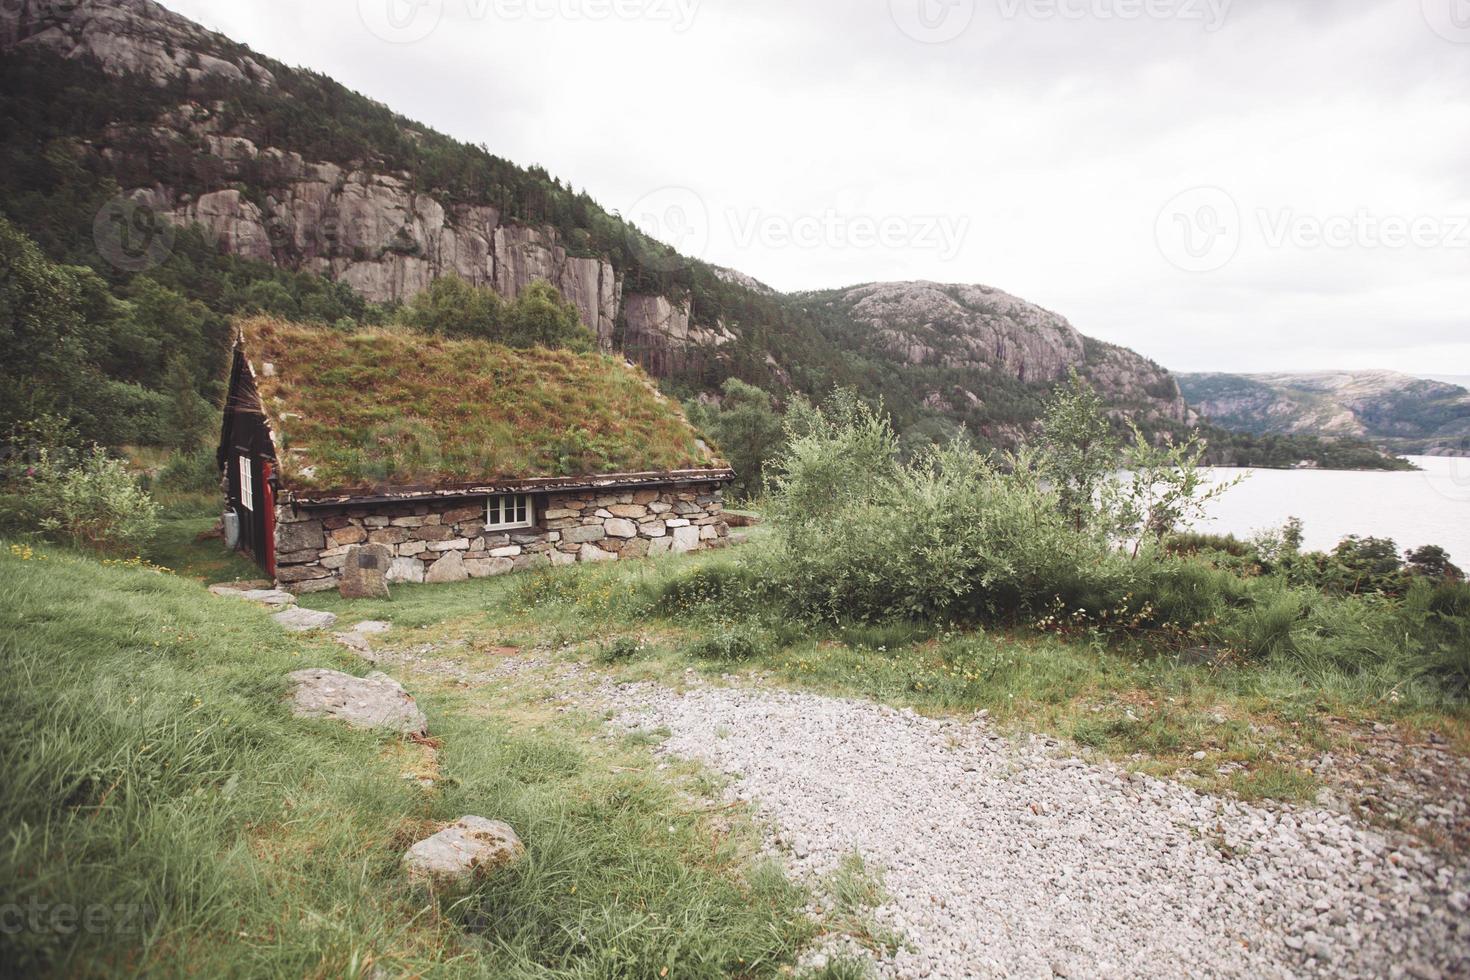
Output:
281 467 737 508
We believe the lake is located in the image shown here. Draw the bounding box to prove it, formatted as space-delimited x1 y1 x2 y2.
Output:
1193 456 1470 563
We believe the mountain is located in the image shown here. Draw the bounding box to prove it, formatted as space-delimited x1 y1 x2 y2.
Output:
2 0 1187 453
1178 371 1470 456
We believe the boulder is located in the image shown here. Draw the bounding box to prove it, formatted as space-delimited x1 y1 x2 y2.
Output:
424 550 468 583
208 580 273 595
671 525 702 553
272 607 339 632
239 588 299 606
465 557 515 578
328 525 367 547
403 816 524 890
339 544 393 599
288 577 340 595
367 527 409 546
276 564 332 584
286 668 427 735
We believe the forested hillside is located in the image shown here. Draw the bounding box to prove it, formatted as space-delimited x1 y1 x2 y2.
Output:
0 0 1200 460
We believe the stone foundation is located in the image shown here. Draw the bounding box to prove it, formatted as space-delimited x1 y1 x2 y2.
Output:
272 483 728 593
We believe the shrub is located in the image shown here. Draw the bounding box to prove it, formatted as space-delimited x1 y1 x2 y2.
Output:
686 623 767 661
4 446 159 555
654 560 766 614
596 636 646 664
1404 577 1470 696
762 397 1133 624
155 448 222 495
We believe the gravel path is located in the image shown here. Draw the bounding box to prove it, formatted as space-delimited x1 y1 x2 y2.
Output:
607 684 1470 980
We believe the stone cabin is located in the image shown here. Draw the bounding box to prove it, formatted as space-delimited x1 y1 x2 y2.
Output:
217 318 734 593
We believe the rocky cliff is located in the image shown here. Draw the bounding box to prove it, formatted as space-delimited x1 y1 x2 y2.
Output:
1 0 275 88
1 0 671 350
809 282 1189 426
1179 370 1470 455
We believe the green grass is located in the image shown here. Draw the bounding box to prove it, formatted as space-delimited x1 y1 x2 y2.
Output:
286 534 1470 806
244 318 718 490
162 523 1470 806
0 541 815 976
144 516 262 584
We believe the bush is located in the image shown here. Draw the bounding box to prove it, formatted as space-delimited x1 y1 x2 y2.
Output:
155 448 222 495
3 446 159 555
1404 577 1470 696
686 623 767 661
762 397 1134 624
596 636 647 664
654 560 766 614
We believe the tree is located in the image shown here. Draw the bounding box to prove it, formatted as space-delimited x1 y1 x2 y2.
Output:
398 274 505 339
1103 424 1243 557
502 280 595 352
687 379 786 498
1405 544 1464 582
1037 371 1117 532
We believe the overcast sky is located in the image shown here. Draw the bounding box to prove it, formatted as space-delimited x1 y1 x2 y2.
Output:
159 0 1469 377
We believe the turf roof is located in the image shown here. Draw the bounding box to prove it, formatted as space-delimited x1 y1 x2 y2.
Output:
239 318 722 492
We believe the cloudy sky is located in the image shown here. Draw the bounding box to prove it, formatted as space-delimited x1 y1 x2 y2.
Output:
160 0 1469 378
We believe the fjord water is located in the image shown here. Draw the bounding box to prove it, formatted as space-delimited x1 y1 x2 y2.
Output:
1194 456 1470 562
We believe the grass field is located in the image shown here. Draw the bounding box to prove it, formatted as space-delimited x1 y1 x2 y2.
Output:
0 540 817 977
5 514 1467 975
292 536 1468 806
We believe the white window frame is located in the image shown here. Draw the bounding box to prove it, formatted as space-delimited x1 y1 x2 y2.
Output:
485 493 533 532
238 454 253 511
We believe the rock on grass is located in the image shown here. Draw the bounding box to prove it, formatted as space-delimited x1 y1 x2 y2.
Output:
403 816 524 891
272 607 338 632
286 668 427 735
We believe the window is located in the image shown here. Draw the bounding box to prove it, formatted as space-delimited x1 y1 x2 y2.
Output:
486 493 533 531
239 454 253 511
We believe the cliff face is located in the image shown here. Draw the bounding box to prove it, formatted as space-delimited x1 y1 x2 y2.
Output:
813 282 1190 425
2 0 276 88
0 0 666 350
1179 371 1470 454
134 118 626 345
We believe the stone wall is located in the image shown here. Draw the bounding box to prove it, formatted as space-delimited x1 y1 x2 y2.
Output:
273 484 728 594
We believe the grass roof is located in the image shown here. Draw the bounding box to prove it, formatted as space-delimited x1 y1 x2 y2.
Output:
240 318 721 492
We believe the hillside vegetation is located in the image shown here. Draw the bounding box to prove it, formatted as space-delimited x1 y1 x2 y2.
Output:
2 3 1183 461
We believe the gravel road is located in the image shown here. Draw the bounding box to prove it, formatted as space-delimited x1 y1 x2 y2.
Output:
608 684 1470 980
